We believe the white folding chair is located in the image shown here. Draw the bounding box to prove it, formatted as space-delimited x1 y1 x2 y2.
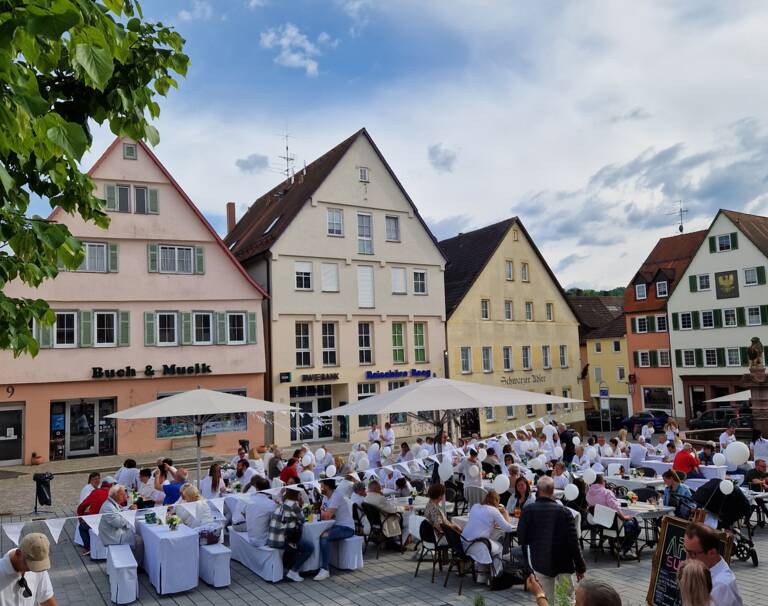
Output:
587 504 626 567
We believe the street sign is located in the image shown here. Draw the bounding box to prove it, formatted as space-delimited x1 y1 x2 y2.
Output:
600 397 610 411
599 386 609 398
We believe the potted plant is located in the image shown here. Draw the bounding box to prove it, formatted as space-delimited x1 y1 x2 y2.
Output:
167 515 181 531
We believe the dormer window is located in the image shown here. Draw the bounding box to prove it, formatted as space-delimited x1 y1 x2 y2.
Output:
635 283 647 300
358 166 370 183
656 281 668 298
123 143 137 160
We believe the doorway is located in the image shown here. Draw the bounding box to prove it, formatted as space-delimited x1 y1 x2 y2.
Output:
0 405 24 465
690 386 706 418
52 398 116 458
289 384 334 442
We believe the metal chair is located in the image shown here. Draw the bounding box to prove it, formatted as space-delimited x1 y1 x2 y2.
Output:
361 502 403 558
414 519 449 583
441 526 491 595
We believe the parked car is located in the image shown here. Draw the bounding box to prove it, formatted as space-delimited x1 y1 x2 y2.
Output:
622 410 671 436
688 407 753 430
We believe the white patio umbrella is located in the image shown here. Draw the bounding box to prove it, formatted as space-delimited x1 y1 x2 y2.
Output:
703 390 751 403
106 389 294 483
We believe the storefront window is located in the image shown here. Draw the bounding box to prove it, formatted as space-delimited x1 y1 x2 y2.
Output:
155 390 247 438
642 387 673 411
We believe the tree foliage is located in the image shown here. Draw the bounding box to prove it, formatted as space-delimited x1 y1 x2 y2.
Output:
0 0 188 356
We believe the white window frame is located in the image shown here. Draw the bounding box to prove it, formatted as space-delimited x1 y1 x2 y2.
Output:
414 322 427 363
385 215 401 242
413 270 427 295
522 345 532 371
656 315 668 332
392 322 406 364
594 366 602 383
745 267 758 287
594 341 602 353
358 322 373 365
542 345 551 369
321 322 338 366
481 346 493 373
320 262 340 293
704 348 717 368
295 261 313 291
123 142 137 160
562 389 571 410
505 260 514 281
227 312 246 345
658 350 671 367
504 300 513 321
635 283 647 300
545 302 554 321
701 310 714 329
357 213 373 254
502 346 512 371
724 308 737 328
156 312 178 346
481 299 490 320
524 301 533 321
358 166 370 183
682 349 696 368
697 274 711 291
94 311 117 347
193 311 213 345
460 346 472 374
748 306 761 326
159 245 193 274
716 234 732 252
617 366 626 381
559 345 568 368
638 351 650 368
295 322 312 368
636 317 648 333
521 262 530 282
680 312 693 330
77 242 108 273
726 347 740 367
485 407 495 421
326 208 344 237
656 281 668 298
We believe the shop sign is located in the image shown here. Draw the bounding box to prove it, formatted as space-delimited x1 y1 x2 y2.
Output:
365 369 432 380
300 372 340 382
91 363 213 379
500 374 547 386
279 372 292 383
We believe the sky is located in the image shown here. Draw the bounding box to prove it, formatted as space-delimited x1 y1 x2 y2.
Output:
58 1 768 289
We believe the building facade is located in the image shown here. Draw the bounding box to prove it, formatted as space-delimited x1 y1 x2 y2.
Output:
583 316 631 418
226 129 446 447
668 210 768 419
0 139 267 465
624 230 706 418
440 219 585 436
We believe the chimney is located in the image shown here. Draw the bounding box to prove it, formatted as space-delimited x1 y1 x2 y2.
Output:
226 202 236 233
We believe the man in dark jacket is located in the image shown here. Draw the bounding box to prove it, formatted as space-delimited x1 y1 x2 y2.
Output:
558 423 576 466
518 476 586 604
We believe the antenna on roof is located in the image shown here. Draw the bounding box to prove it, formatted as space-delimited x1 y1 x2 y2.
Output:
278 131 296 180
666 200 689 233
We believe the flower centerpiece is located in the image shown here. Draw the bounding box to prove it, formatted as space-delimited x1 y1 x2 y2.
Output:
410 488 418 498
167 515 181 531
626 491 638 504
232 481 241 493
486 473 495 481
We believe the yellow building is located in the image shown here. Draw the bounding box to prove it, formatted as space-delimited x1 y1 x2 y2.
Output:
440 218 585 436
583 315 631 419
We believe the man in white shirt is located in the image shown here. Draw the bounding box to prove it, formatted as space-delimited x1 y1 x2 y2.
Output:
367 423 380 443
230 447 249 469
78 472 101 505
234 459 256 488
719 425 737 451
421 437 435 456
244 477 276 546
382 422 395 448
0 533 56 606
641 421 655 442
683 522 743 605
315 479 355 581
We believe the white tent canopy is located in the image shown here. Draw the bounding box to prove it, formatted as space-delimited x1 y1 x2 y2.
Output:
318 377 583 417
703 390 751 403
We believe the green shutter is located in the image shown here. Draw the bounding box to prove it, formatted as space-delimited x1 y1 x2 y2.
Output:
689 275 698 292
181 312 192 345
758 266 767 285
147 243 158 272
692 311 700 330
713 309 723 328
79 310 92 347
39 321 53 349
736 307 746 327
731 232 738 250
740 347 749 366
216 312 227 344
694 349 703 368
647 316 656 332
105 184 117 211
649 350 659 367
671 312 679 331
633 351 639 367
630 318 637 333
194 246 205 274
762 305 768 325
144 312 155 346
709 236 716 253
716 348 726 367
247 312 258 344
108 243 119 272
675 349 682 368
118 311 130 346
148 189 159 214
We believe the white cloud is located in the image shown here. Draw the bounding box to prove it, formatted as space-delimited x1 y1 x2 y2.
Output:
335 0 375 34
427 143 458 173
317 32 340 48
260 23 321 77
247 0 267 8
178 0 213 22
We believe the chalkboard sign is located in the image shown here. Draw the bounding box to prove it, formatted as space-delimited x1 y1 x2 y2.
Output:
646 516 732 606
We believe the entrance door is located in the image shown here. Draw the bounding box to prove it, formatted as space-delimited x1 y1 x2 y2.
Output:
0 407 23 465
291 401 315 442
690 386 706 418
317 397 333 439
67 401 97 456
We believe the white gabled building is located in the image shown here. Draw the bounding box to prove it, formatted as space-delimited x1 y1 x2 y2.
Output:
668 209 768 420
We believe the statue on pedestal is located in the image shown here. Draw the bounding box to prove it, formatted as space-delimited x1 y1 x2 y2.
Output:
748 337 764 368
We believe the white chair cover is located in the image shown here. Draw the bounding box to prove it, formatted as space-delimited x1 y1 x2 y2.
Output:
331 535 364 570
271 477 285 489
106 545 138 604
90 529 107 560
229 530 283 583
199 543 231 587
607 464 623 477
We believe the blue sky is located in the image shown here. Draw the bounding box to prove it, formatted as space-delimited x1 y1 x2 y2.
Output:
42 1 768 288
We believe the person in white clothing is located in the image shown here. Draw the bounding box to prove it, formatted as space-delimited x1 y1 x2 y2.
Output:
367 423 380 443
552 462 569 490
234 459 256 488
137 468 165 505
230 446 249 469
176 484 215 529
422 437 435 456
200 463 227 500
719 425 737 451
0 533 55 606
368 441 381 469
114 459 139 491
382 422 395 448
641 421 655 442
750 429 768 461
683 522 743 606
458 450 483 488
244 477 277 545
573 446 590 471
461 491 515 576
379 467 403 491
78 472 101 505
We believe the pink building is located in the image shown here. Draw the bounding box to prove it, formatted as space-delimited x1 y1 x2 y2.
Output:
0 138 267 464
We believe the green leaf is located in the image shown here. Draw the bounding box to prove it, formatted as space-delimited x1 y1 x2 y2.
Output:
72 43 114 90
0 163 14 191
144 124 160 146
127 17 141 32
46 121 88 159
27 1 81 39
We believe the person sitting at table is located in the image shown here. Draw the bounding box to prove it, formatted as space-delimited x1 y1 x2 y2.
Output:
552 462 570 490
512 431 528 458
200 463 227 500
315 479 356 581
573 446 590 471
394 477 412 498
698 442 716 466
279 457 300 484
78 471 101 505
506 476 532 515
608 438 621 458
586 474 639 558
663 441 678 463
267 486 313 583
350 481 367 508
76 476 114 555
503 453 515 469
98 484 143 565
673 443 702 479
114 458 139 491
397 442 414 464
379 466 402 491
136 467 163 507
662 470 695 517
462 490 515 577
176 484 215 528
655 434 668 456
153 462 187 505
363 480 402 543
617 429 629 454
745 458 768 491
641 420 655 442
485 447 501 469
595 436 612 459
458 449 483 488
719 425 736 451
233 459 256 487
234 476 274 541
423 483 462 541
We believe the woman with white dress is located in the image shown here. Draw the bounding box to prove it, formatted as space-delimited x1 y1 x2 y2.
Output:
200 463 226 500
176 484 214 528
750 429 768 462
462 490 515 576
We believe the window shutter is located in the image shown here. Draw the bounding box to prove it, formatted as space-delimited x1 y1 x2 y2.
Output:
148 189 159 214
181 312 192 345
630 318 636 333
147 243 158 272
672 313 679 331
649 350 658 367
691 311 700 330
689 275 697 292
716 348 726 367
39 322 52 348
79 310 92 347
674 349 682 368
633 351 639 367
105 184 117 211
108 243 119 272
247 312 258 344
758 266 767 285
118 311 130 346
321 263 339 292
391 267 406 293
740 346 749 366
694 349 703 368
216 312 227 344
708 236 716 253
736 307 746 327
762 305 768 325
730 232 738 250
713 309 722 328
647 316 656 332
195 246 205 274
144 312 155 346
357 266 375 308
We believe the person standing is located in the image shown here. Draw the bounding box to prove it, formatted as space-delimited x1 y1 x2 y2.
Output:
367 422 380 443
518 477 586 604
641 421 655 442
0 533 56 605
719 425 737 451
558 423 576 466
314 479 355 581
683 522 743 605
382 422 395 448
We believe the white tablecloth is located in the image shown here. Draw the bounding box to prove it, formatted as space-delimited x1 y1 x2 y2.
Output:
641 461 672 476
620 502 674 520
701 465 727 479
605 476 664 491
646 454 664 461
138 521 199 594
299 520 335 572
685 478 710 491
600 456 631 469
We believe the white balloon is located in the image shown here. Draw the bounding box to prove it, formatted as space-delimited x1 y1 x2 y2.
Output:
381 446 392 459
492 475 510 494
587 448 597 462
477 448 488 462
583 469 597 485
325 464 337 478
564 483 579 501
529 457 542 470
315 448 326 461
438 462 453 482
468 464 480 478
719 479 734 495
370 442 380 454
301 454 312 467
554 446 564 459
713 452 726 466
725 442 749 466
299 470 314 483
357 457 369 471
572 436 581 447
542 425 556 438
